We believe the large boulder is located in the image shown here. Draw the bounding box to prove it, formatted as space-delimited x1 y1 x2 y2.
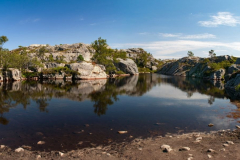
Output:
114 58 138 74
151 66 157 71
8 68 21 81
67 62 107 79
209 69 225 80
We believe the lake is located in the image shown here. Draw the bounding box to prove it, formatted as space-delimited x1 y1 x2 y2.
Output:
0 73 239 151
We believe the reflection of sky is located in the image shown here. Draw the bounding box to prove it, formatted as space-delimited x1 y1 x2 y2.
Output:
146 84 210 100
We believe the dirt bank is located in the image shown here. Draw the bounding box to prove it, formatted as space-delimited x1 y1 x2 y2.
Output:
1 129 240 160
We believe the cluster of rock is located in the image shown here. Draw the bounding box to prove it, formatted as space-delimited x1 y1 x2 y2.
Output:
158 56 234 80
123 48 159 71
158 55 240 99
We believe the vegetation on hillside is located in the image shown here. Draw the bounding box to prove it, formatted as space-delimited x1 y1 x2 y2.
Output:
91 37 127 73
0 36 43 72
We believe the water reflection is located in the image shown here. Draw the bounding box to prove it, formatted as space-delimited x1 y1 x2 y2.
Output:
0 74 240 124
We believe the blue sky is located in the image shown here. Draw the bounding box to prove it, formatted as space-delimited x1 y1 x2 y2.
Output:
1 0 240 59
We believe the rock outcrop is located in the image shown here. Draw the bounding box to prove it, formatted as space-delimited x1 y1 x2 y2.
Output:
67 62 107 79
27 43 94 62
158 56 238 80
123 48 160 70
209 69 225 80
114 58 138 75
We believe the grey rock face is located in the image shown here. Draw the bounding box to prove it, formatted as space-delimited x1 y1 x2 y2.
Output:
214 55 232 63
114 58 138 74
227 64 240 75
225 74 240 89
67 62 107 79
28 43 94 62
209 69 225 80
235 58 240 64
44 62 65 69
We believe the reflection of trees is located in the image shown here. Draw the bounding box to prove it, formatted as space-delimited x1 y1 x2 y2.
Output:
208 96 215 105
88 81 120 116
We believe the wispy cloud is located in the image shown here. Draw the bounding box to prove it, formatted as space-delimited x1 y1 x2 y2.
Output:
198 12 240 27
80 18 84 21
90 23 96 26
159 33 216 39
138 32 149 35
112 40 240 59
159 33 181 38
181 33 216 39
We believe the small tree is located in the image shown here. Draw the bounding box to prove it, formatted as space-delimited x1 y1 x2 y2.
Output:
187 51 194 57
37 46 47 62
0 36 9 68
0 36 8 49
209 50 216 58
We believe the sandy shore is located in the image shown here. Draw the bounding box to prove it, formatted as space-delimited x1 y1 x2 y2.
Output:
1 129 240 160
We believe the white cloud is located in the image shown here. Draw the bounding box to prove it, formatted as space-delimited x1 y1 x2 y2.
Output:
159 33 216 39
90 23 96 26
198 12 240 27
159 33 181 37
112 40 240 59
80 18 84 21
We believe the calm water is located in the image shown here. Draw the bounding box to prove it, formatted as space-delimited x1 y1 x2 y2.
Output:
0 74 239 151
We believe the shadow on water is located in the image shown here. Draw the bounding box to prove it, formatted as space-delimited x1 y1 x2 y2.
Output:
0 74 240 151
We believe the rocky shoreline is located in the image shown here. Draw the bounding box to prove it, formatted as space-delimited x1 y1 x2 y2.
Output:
1 128 240 160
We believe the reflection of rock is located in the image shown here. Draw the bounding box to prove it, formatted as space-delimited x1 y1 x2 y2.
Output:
210 80 225 90
225 74 240 99
67 62 107 79
115 75 139 93
114 58 138 74
12 81 22 91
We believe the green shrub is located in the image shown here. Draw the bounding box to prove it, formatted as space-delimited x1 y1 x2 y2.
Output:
115 70 125 74
42 67 79 75
235 84 240 91
22 72 39 78
138 67 153 73
77 55 84 61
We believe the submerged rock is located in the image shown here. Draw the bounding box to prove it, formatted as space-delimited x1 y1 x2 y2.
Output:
37 141 45 145
118 131 128 134
208 123 214 127
179 147 190 151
